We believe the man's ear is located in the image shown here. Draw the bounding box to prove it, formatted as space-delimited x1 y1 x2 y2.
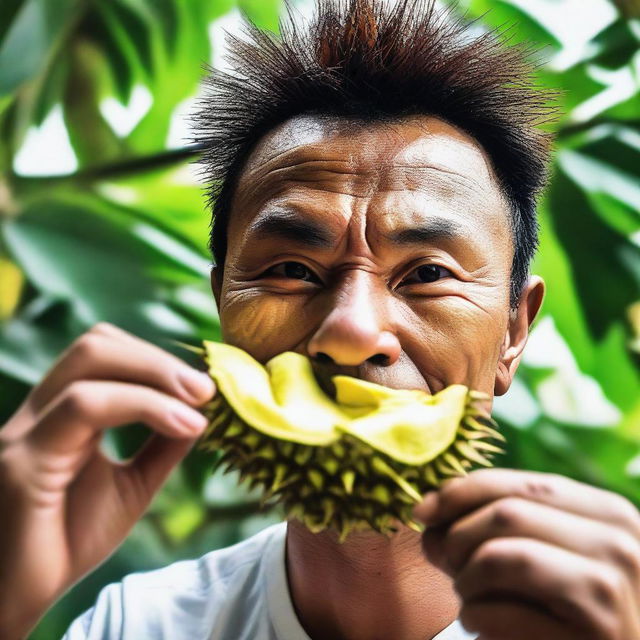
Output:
210 264 222 311
494 276 545 396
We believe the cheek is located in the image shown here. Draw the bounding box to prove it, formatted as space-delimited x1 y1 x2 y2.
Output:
404 299 507 392
220 289 313 362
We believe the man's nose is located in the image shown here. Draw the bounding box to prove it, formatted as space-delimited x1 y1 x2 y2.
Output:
307 271 401 367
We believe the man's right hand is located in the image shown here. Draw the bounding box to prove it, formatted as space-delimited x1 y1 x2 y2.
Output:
0 322 216 639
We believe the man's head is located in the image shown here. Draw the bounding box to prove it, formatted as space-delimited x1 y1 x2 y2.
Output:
194 0 553 398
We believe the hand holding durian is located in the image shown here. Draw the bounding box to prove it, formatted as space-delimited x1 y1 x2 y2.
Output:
193 341 505 541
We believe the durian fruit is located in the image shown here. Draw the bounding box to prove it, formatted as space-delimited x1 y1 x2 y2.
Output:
191 341 504 541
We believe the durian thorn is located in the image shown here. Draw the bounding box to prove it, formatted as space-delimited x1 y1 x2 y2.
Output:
320 499 336 527
255 445 277 460
204 403 232 425
341 470 356 495
278 441 295 458
424 465 439 487
458 427 491 440
453 440 492 467
470 440 505 454
323 457 340 475
465 415 500 433
406 519 425 534
338 521 355 543
213 450 237 471
307 468 324 490
463 414 501 433
371 457 422 503
434 456 463 477
442 452 468 475
168 339 206 356
224 420 245 438
293 446 313 466
474 424 506 442
468 390 491 401
271 463 290 493
203 396 224 414
371 484 391 504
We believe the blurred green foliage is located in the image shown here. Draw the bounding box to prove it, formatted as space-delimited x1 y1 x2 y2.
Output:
0 0 638 637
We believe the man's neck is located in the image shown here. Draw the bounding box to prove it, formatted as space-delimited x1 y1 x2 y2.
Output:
285 519 460 640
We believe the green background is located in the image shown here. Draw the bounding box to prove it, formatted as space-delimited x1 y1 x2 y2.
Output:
0 0 638 637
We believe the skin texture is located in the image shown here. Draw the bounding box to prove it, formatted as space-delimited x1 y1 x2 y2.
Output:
210 114 640 640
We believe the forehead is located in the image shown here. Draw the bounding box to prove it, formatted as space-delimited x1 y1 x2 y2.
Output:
228 114 510 249
240 114 497 183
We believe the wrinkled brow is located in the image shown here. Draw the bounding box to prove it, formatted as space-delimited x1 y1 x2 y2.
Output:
248 209 333 248
247 209 464 249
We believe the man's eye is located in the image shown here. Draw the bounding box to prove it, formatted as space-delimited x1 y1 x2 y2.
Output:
266 261 320 283
401 264 452 285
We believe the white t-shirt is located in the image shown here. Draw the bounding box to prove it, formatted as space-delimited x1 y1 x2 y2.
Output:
62 522 476 640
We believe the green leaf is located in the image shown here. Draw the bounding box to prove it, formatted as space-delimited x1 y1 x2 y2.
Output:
62 39 124 166
1 193 204 337
590 18 640 69
102 0 155 80
570 124 640 180
0 0 75 96
0 0 26 43
533 191 595 374
32 49 69 125
543 165 640 412
95 162 212 252
0 300 76 385
238 0 282 33
83 6 137 103
149 0 180 58
557 149 640 223
460 0 561 50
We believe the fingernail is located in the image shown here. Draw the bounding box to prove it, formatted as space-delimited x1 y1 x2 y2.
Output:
413 491 439 522
178 368 215 402
172 403 208 433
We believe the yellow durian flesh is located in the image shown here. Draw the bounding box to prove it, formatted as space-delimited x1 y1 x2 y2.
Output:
206 343 346 445
196 340 504 540
335 379 469 465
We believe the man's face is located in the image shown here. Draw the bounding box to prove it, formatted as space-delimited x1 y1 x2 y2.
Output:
210 115 543 400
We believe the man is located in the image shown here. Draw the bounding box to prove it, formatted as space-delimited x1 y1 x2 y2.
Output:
1 0 639 638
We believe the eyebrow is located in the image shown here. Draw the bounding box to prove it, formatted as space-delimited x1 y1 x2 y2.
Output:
384 219 461 246
247 209 464 249
247 210 334 248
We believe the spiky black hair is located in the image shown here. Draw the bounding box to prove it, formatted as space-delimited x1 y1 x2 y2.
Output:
192 0 556 307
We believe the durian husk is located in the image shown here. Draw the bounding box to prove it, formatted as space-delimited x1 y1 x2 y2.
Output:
190 341 505 542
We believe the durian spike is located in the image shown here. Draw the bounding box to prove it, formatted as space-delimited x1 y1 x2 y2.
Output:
406 519 425 533
464 416 505 440
454 441 492 467
443 452 468 475
370 457 423 503
168 339 206 356
341 470 356 495
469 440 505 454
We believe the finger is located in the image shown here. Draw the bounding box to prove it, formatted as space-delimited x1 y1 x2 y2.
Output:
123 432 200 502
413 468 640 539
454 537 628 637
460 599 579 640
26 380 210 454
28 323 214 415
426 497 640 588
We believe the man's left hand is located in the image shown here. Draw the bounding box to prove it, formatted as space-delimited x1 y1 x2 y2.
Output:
413 469 640 639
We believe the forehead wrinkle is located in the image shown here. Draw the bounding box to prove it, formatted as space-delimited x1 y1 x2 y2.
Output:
239 166 383 214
